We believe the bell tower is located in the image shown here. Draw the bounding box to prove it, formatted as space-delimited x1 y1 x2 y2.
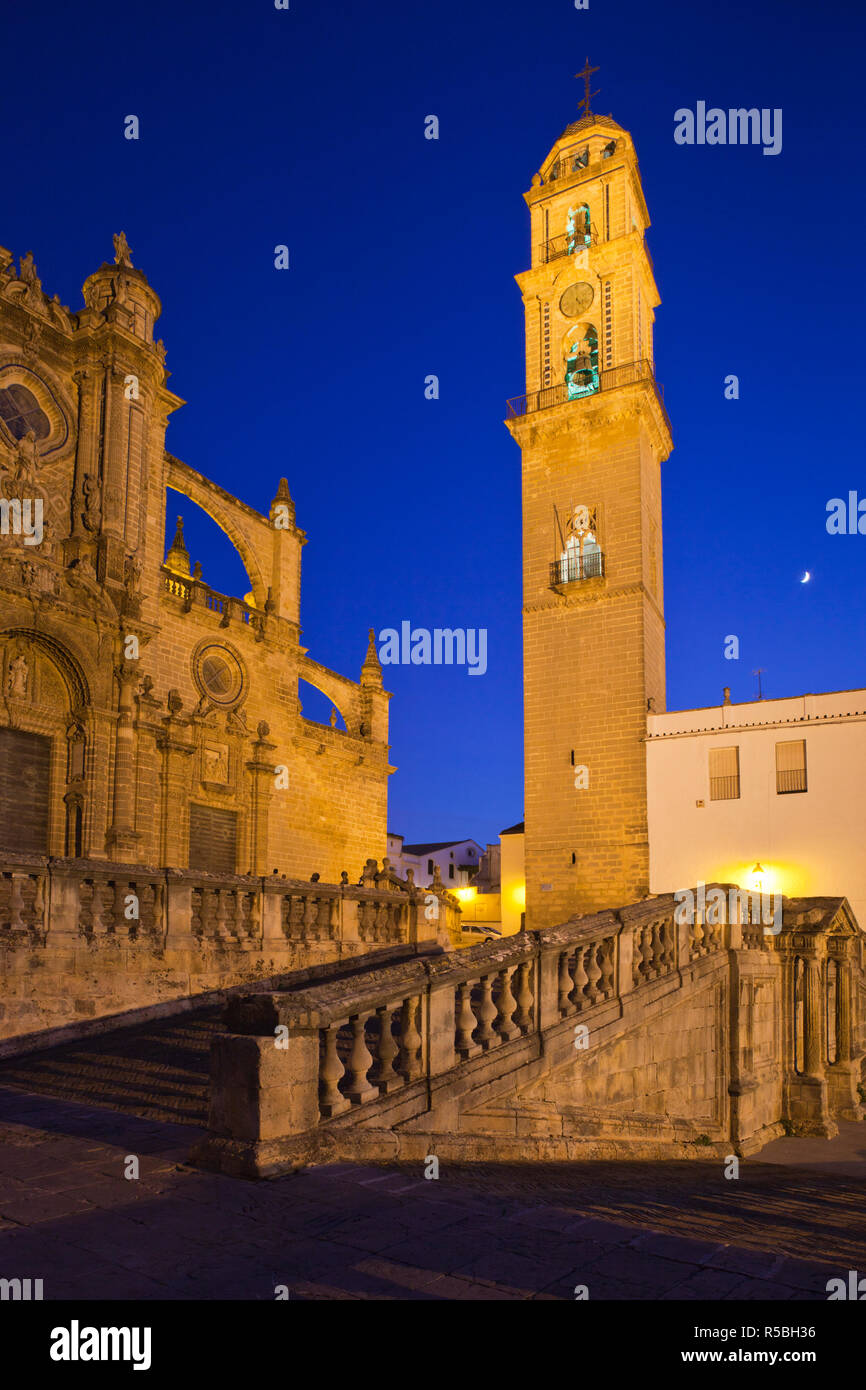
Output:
506 94 673 929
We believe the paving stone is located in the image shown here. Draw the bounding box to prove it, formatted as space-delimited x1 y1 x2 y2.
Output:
658 1267 750 1299
721 1278 803 1300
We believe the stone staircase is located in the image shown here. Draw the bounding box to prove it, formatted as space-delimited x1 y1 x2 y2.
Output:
0 941 443 1130
0 1012 220 1127
193 890 866 1177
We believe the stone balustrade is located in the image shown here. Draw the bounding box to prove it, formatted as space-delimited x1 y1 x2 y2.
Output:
194 887 866 1177
0 854 460 950
0 853 462 1046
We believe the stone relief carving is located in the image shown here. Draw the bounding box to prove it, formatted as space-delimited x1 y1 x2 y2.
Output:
6 652 29 699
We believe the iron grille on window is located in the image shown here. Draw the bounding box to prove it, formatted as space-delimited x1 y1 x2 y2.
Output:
776 767 807 794
709 774 740 801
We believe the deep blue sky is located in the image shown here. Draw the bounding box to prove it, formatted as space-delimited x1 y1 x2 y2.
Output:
4 0 865 846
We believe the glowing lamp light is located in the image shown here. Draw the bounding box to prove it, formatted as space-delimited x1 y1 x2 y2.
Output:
513 885 526 908
749 862 766 894
456 887 476 903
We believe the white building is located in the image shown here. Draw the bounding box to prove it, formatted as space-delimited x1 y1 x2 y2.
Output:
646 688 866 928
385 834 484 888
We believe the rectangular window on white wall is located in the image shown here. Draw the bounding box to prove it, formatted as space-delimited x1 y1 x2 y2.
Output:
709 746 740 801
776 739 807 794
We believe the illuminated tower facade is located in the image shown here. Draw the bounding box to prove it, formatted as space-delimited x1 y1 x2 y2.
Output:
506 107 673 929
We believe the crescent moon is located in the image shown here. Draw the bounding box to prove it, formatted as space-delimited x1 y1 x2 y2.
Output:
800 571 811 583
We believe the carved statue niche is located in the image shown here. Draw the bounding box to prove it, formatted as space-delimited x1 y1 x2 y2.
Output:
81 473 102 533
6 650 30 700
11 430 38 487
122 553 143 617
66 722 86 782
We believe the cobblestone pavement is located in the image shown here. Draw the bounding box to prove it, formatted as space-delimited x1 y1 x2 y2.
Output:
0 1082 864 1300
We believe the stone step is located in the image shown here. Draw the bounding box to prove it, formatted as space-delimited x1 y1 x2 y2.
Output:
0 1008 220 1127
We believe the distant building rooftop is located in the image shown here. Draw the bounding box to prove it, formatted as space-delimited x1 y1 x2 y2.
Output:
401 839 479 856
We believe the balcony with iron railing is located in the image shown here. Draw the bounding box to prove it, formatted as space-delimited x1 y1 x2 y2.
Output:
549 550 605 588
507 358 670 434
539 142 620 189
538 225 599 265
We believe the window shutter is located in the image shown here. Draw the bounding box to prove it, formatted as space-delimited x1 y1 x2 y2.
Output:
709 746 740 800
776 739 807 793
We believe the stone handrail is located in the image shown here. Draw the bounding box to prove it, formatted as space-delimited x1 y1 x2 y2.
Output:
0 854 462 951
196 883 846 1175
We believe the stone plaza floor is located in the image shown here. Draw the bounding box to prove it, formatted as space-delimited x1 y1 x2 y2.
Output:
1 1078 865 1300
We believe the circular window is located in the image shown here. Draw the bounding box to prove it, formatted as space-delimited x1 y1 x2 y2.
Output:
0 383 50 441
193 643 245 707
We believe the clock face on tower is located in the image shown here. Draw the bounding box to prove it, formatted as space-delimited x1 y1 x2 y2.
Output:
559 282 594 318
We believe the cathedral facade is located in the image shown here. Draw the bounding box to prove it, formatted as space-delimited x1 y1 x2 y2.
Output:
0 237 391 880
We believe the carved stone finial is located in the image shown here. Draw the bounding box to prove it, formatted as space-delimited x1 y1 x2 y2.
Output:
113 232 133 268
723 686 732 706
361 627 383 689
340 871 349 886
167 688 183 715
256 719 270 739
329 707 338 727
270 477 295 528
165 514 190 576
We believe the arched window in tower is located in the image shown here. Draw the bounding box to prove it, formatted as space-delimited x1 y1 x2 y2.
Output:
556 505 603 583
566 204 591 254
565 325 598 399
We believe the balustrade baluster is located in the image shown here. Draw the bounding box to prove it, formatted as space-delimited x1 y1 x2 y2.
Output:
661 920 675 972
651 920 663 975
691 913 705 956
375 1005 399 1091
213 889 229 940
514 960 533 1032
317 897 332 938
32 874 45 937
90 880 105 935
398 996 422 1080
113 881 130 939
585 941 603 1003
494 966 519 1041
304 895 319 940
191 888 203 939
455 981 478 1055
474 975 498 1048
558 950 572 1013
319 1024 350 1116
345 1014 377 1103
639 924 653 979
572 947 590 1009
599 937 615 997
8 874 25 937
